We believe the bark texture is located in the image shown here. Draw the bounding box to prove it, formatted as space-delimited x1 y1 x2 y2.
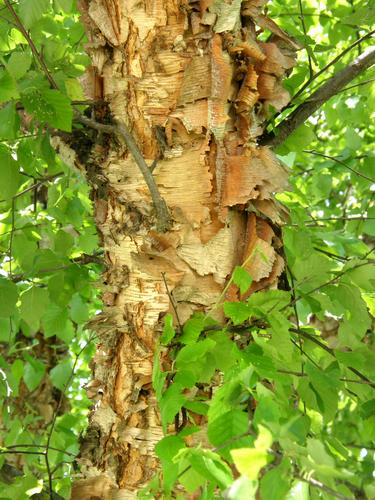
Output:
71 1 298 497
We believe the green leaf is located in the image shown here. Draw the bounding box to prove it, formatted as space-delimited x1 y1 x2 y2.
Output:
0 278 19 317
346 263 375 291
231 448 270 481
42 302 69 339
159 383 186 432
53 0 74 13
180 312 206 344
223 301 252 325
152 348 167 402
0 102 20 139
224 477 258 500
20 286 49 331
49 359 72 390
307 438 335 467
70 293 90 324
175 338 216 366
23 356 45 392
0 146 20 200
175 448 233 490
283 124 316 152
304 362 339 422
155 436 185 493
12 233 38 272
7 52 32 80
208 410 249 448
41 89 73 131
232 266 253 295
19 0 50 28
268 312 293 361
260 462 291 500
248 290 291 313
160 313 175 345
0 69 19 102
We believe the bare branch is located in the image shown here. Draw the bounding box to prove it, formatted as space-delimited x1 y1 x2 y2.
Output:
303 150 375 182
261 45 375 147
74 112 171 232
295 475 352 500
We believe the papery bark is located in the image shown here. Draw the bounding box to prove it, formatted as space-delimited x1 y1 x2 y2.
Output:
71 1 297 497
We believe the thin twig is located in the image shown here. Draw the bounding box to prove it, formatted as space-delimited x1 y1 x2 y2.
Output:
74 112 171 231
291 328 375 388
284 261 371 310
295 475 352 500
5 444 75 456
161 272 183 333
277 369 375 385
338 77 375 93
303 150 375 182
298 0 314 79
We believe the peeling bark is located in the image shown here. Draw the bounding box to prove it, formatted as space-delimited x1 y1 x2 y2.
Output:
71 1 297 497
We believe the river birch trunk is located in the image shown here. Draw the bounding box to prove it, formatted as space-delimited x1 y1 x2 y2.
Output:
71 1 298 497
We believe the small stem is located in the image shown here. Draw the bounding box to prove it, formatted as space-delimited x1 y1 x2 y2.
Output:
74 112 171 231
303 150 375 182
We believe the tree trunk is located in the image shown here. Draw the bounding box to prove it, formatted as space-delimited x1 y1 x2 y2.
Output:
71 1 297 497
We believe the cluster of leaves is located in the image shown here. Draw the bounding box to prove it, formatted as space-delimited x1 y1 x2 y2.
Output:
0 1 100 498
144 0 375 498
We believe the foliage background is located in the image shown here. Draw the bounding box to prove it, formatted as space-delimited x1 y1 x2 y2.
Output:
0 0 373 498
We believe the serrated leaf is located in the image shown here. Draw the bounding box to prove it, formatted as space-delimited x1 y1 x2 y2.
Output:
42 303 68 338
232 266 253 295
19 0 50 28
159 383 186 432
260 462 290 500
20 286 49 331
0 69 19 102
208 410 249 448
0 147 20 200
155 436 185 493
23 357 45 392
7 52 32 79
0 278 18 317
160 313 175 345
223 301 252 325
180 312 205 344
41 89 73 131
305 363 339 423
231 447 270 480
175 338 216 365
49 359 72 390
70 293 89 324
53 0 74 13
0 102 20 139
225 476 258 500
152 348 167 402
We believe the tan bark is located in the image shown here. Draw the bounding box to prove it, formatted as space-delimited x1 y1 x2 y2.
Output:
71 1 297 497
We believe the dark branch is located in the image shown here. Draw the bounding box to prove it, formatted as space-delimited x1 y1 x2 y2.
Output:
74 112 171 231
261 45 375 147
